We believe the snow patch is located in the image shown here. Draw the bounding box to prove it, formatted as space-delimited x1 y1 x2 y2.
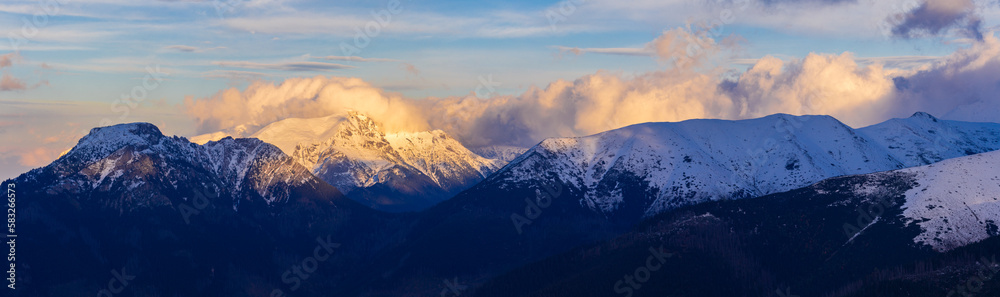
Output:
899 150 1000 252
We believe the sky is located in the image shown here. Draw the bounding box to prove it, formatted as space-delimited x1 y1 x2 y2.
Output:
2 0 1000 179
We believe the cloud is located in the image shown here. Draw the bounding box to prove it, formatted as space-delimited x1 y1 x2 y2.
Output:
164 45 199 52
0 25 117 44
0 53 17 68
0 53 31 92
555 27 743 69
184 28 1000 149
889 0 984 40
202 70 271 79
17 147 63 167
219 10 602 38
312 55 399 63
184 76 430 136
163 45 226 53
721 53 897 125
853 55 943 70
201 70 272 86
0 74 27 91
400 63 420 76
890 31 1000 122
554 46 652 57
212 60 354 72
755 0 857 5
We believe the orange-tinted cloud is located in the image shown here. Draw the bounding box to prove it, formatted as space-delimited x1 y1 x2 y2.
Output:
183 28 1000 148
184 76 431 136
18 147 63 167
0 74 27 91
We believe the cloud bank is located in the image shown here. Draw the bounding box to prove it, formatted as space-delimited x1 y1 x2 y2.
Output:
185 27 1000 149
184 76 430 136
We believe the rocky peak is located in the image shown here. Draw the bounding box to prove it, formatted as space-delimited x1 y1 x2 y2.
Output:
910 111 939 122
62 122 179 167
340 111 386 140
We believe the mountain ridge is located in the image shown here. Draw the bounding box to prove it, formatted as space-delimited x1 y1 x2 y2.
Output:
19 122 348 212
487 112 1000 218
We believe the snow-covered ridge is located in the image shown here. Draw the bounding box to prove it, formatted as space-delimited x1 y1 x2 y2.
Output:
385 130 500 188
495 113 1000 217
41 122 316 208
857 112 1000 167
897 150 1000 252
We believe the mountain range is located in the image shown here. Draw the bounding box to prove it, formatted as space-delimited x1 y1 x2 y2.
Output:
489 112 1000 220
7 111 1000 296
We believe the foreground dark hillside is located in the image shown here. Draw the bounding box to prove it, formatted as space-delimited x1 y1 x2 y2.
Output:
472 171 1000 297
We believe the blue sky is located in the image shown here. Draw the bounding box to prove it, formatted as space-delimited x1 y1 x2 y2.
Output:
2 0 1000 179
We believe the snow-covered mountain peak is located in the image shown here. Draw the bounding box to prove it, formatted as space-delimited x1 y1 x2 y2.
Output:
249 114 349 155
384 129 501 187
60 122 186 169
244 112 505 211
19 122 332 212
343 110 381 133
493 113 1000 218
858 112 1000 167
909 111 938 121
85 122 163 138
72 122 165 153
250 111 397 156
